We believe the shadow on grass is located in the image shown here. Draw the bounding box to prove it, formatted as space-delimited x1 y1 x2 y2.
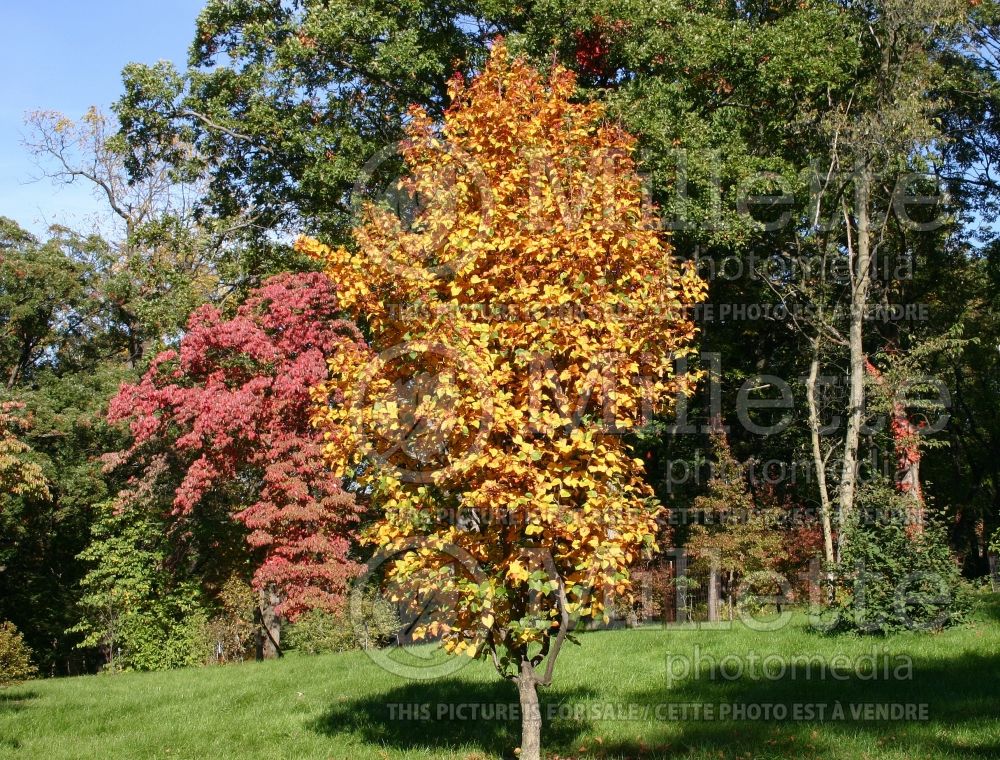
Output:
0 690 35 752
0 690 36 714
592 650 1000 759
310 677 596 758
312 644 1000 759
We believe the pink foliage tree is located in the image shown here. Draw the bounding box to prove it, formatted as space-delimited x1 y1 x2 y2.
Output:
109 272 364 621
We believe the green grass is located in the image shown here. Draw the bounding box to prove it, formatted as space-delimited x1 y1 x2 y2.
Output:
2 596 999 759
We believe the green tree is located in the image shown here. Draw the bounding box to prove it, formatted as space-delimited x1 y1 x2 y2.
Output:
24 108 230 364
115 0 495 264
0 219 90 387
70 498 210 672
832 479 971 634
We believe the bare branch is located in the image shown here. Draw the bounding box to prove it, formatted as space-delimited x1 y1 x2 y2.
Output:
179 109 271 153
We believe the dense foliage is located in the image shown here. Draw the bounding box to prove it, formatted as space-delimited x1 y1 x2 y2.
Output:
3 0 1000 689
831 482 973 634
305 42 706 758
112 0 1000 573
0 621 37 687
284 594 400 655
69 499 213 671
107 272 365 620
686 427 823 612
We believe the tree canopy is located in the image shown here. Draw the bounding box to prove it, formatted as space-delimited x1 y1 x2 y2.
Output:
303 41 706 759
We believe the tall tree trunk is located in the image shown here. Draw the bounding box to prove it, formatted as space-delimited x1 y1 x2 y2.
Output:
255 587 282 660
7 338 34 389
806 340 836 566
837 168 873 560
517 659 542 760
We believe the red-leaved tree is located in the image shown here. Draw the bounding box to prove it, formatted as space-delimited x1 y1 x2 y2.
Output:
108 272 365 644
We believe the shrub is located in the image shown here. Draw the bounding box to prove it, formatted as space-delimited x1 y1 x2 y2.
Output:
831 481 972 634
0 621 37 686
201 577 257 664
351 590 402 650
111 597 209 671
285 609 354 655
286 593 400 655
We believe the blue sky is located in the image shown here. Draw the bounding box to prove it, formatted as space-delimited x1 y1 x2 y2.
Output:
1 1 205 235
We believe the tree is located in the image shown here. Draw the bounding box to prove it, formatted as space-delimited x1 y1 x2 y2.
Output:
24 107 240 365
304 41 706 760
0 403 50 502
0 218 91 388
551 0 983 568
0 217 132 673
686 426 801 618
70 493 208 672
115 0 496 253
807 1 964 551
107 271 364 656
0 621 37 687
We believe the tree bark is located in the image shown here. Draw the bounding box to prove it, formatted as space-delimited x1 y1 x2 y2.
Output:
255 587 282 660
806 343 836 566
707 565 720 623
989 550 999 593
838 168 873 560
517 660 542 760
499 579 569 760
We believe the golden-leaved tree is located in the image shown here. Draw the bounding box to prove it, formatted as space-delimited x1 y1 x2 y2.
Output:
301 40 706 760
0 403 50 502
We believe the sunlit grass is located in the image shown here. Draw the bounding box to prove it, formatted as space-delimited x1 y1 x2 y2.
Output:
1 595 997 759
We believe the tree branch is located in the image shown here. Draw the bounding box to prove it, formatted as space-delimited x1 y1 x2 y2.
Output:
536 579 569 687
180 109 272 154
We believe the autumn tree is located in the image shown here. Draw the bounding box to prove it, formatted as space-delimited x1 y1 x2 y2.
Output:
0 403 50 502
303 42 706 760
107 272 364 657
0 621 37 687
686 426 822 619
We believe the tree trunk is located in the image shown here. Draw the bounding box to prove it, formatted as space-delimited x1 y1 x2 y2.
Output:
838 168 873 561
7 338 34 389
865 359 925 532
806 344 836 567
707 565 720 623
255 587 282 660
989 551 999 593
517 660 542 760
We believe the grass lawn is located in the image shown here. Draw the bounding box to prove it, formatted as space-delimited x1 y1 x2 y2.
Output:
1 596 998 759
